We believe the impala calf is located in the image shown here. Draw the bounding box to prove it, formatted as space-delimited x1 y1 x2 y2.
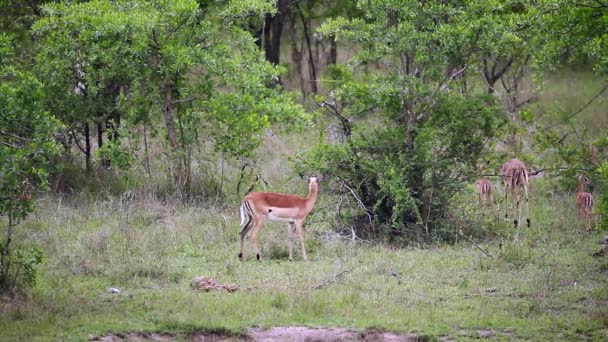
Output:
501 158 530 230
576 175 594 232
238 177 319 261
475 178 497 217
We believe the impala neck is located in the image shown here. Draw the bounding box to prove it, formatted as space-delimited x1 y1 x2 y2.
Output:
576 180 585 194
305 181 319 211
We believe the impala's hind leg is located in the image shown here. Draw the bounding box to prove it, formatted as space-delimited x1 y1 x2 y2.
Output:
523 185 530 227
238 216 254 260
288 222 296 261
248 218 266 262
295 219 308 261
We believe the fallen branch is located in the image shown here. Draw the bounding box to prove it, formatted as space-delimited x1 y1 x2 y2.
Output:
455 230 493 259
313 266 356 290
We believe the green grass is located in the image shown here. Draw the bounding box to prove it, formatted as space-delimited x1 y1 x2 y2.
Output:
1 68 607 341
1 179 607 341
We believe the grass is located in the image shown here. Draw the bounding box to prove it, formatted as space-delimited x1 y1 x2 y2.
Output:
1 69 606 341
1 178 607 341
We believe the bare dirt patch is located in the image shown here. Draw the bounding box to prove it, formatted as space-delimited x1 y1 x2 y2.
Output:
248 327 421 341
91 327 422 341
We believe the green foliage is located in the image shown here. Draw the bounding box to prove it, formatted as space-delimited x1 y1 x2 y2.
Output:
33 0 307 194
0 40 60 293
96 139 133 171
535 0 608 75
596 161 608 230
296 94 500 239
0 242 44 292
298 1 510 240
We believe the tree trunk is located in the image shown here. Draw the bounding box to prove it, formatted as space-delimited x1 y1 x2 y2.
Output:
143 122 151 177
163 82 179 150
328 35 337 66
0 210 13 289
288 13 306 97
84 122 91 173
163 80 187 194
263 0 290 65
296 2 317 94
98 122 111 168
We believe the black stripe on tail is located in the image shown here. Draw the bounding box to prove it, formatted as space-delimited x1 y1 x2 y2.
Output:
239 200 255 239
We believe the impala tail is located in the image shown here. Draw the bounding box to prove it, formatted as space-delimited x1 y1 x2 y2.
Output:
239 200 254 237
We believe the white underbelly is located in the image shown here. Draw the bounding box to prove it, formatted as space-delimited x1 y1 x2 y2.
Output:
267 212 295 223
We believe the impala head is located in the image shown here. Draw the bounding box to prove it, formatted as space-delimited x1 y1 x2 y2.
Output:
579 174 592 185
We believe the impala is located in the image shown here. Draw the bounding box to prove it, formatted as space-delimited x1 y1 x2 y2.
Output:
501 158 530 229
238 177 319 261
576 174 594 232
475 178 497 217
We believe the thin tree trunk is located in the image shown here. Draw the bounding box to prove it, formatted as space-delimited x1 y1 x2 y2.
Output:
98 122 111 168
0 210 13 288
97 122 103 148
163 81 179 150
296 2 317 94
163 80 186 194
84 122 91 173
288 13 306 97
328 35 337 66
143 122 151 177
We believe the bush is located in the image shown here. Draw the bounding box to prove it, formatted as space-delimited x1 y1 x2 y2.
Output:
294 93 502 242
0 243 44 293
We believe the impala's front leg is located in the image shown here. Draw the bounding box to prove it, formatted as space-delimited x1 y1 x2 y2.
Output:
295 219 308 261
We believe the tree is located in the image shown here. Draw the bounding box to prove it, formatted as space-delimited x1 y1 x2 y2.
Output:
533 0 608 229
294 1 515 240
0 35 60 292
33 0 307 196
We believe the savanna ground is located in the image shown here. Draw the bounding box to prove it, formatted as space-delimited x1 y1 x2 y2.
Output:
0 176 607 341
1 73 608 341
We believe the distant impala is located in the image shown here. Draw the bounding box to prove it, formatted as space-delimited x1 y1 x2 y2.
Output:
238 177 319 261
501 158 530 230
475 178 497 217
576 175 594 232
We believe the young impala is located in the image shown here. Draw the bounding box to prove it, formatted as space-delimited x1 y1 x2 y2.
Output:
475 178 497 217
501 158 530 230
576 174 594 232
238 177 319 262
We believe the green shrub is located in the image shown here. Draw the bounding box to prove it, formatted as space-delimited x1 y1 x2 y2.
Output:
0 243 44 293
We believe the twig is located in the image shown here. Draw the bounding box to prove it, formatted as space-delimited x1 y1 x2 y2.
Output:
455 230 494 259
545 82 608 130
342 181 373 228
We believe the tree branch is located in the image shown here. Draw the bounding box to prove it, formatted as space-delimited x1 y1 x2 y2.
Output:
544 82 608 130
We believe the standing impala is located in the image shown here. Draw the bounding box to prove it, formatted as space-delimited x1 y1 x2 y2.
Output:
576 175 594 232
501 158 530 230
238 177 319 261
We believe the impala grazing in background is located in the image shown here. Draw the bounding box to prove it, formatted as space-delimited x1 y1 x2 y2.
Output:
576 174 595 232
238 177 319 262
501 158 530 230
475 178 497 217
